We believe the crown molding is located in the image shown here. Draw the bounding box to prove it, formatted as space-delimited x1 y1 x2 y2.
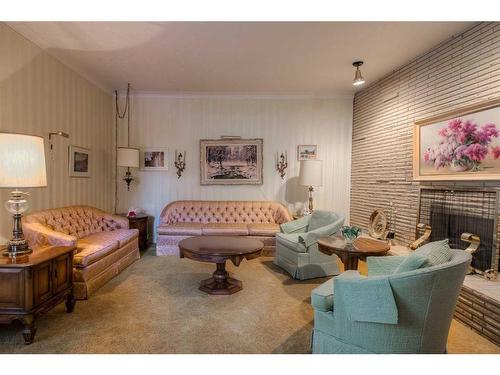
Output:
113 90 354 100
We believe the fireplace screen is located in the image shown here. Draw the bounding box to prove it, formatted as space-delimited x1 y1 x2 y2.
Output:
418 188 499 273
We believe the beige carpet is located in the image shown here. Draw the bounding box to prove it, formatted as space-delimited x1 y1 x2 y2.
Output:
0 247 498 354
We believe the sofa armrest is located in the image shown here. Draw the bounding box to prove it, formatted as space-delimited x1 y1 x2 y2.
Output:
280 215 311 234
103 214 129 229
23 222 77 250
367 256 407 276
298 216 345 248
311 270 362 312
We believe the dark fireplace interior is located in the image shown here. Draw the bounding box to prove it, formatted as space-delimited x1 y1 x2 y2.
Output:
430 209 494 271
418 188 499 273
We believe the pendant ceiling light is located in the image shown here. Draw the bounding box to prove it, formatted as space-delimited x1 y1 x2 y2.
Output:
352 61 365 86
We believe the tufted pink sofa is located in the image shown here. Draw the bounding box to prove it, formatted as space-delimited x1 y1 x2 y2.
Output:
22 205 140 300
156 200 292 256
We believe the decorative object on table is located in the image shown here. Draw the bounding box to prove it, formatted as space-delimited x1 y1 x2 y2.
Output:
127 207 144 217
413 98 500 181
174 150 186 178
179 236 264 295
276 151 288 179
0 245 76 344
341 225 361 243
408 223 432 250
0 133 47 256
200 138 263 185
385 201 396 243
48 131 69 150
368 209 388 239
297 144 318 160
352 61 365 86
121 213 150 250
140 147 169 171
68 145 91 177
117 147 139 190
299 160 322 213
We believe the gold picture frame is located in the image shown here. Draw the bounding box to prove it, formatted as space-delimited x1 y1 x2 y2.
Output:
413 98 500 181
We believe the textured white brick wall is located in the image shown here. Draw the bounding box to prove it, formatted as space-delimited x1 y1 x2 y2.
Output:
351 22 500 244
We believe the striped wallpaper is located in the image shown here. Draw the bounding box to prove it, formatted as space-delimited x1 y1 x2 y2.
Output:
351 22 500 244
116 94 354 238
0 23 113 244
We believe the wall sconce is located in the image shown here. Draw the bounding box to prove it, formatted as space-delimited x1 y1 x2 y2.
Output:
117 147 139 190
174 150 186 179
276 151 288 179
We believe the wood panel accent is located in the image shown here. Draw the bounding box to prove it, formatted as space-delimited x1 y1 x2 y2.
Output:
350 22 500 245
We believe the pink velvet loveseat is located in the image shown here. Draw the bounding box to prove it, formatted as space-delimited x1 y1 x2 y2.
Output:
156 200 292 256
22 205 140 300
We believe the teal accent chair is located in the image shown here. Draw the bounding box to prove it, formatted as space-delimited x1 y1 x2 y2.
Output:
274 211 345 280
311 249 471 353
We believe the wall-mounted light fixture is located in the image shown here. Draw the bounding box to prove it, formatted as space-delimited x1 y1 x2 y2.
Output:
352 61 365 86
117 147 139 190
174 150 186 179
276 151 288 179
115 83 139 192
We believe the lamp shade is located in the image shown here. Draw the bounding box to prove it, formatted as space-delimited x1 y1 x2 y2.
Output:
0 133 47 188
299 160 323 187
117 147 139 168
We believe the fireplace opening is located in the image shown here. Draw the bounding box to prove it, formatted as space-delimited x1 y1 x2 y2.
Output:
430 208 495 271
418 188 499 274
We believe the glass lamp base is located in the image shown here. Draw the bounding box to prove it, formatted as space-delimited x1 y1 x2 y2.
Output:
2 241 32 257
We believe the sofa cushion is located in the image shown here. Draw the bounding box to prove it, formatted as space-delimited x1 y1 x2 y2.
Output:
276 232 307 253
74 234 119 267
414 239 452 267
311 271 362 312
308 211 338 232
201 223 249 236
157 223 203 236
247 223 280 236
111 229 139 247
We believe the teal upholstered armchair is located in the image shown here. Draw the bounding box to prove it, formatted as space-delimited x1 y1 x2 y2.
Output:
274 211 345 280
311 243 471 354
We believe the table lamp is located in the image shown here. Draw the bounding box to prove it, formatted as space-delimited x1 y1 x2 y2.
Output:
117 147 139 191
299 160 323 214
0 133 47 256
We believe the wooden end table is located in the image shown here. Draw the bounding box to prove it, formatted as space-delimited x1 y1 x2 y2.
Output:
0 246 76 344
318 236 390 271
179 236 263 295
120 214 150 250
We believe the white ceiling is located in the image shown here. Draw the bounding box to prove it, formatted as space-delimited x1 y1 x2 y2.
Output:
8 22 473 95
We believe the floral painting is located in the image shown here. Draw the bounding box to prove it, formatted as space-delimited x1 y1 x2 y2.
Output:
200 138 263 185
414 100 500 180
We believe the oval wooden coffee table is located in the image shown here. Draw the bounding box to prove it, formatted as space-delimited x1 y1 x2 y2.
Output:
179 236 264 295
317 235 390 271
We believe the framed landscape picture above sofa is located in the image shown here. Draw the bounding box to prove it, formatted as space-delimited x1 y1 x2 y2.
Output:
200 138 263 185
69 145 91 177
413 98 500 181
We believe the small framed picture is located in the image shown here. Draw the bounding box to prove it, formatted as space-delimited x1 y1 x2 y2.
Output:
69 145 91 177
140 148 168 171
297 144 318 161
